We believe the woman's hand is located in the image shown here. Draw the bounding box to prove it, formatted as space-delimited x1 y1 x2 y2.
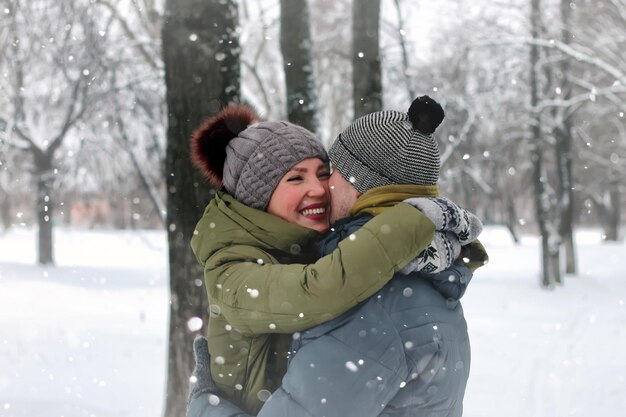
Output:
399 231 461 274
403 197 483 245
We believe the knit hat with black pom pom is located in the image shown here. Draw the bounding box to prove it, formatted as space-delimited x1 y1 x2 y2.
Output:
329 96 444 193
190 105 328 210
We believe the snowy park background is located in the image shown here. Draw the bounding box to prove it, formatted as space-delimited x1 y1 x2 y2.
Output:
1 226 625 417
1 0 625 415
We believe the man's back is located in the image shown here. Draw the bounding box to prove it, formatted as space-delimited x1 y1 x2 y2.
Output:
377 275 470 416
256 215 472 417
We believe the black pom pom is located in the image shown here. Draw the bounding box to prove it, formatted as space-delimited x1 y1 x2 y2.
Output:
407 95 444 134
190 105 259 186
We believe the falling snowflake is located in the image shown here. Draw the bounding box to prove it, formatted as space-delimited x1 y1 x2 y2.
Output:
186 317 203 332
345 361 358 372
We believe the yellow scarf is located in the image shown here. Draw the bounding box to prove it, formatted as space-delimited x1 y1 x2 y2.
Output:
350 184 440 217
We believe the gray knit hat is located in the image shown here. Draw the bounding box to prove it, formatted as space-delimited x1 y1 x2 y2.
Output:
329 96 444 193
190 105 328 210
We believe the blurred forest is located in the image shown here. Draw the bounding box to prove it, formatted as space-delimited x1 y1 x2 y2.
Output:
1 0 624 270
1 0 625 413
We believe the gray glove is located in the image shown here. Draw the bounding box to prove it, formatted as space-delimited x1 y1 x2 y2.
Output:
403 197 483 245
400 231 461 274
188 335 219 406
187 336 254 417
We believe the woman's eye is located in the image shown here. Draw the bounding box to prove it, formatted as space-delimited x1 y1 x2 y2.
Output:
286 176 303 182
319 171 331 179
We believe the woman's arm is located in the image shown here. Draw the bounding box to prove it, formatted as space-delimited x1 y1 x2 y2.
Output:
204 203 435 335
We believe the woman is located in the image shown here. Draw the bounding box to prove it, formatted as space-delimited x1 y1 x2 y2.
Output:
189 105 439 414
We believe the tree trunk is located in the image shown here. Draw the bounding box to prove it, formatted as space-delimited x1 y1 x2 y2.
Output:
556 119 576 273
280 0 319 133
161 0 240 416
561 221 576 270
530 0 559 288
33 148 55 265
594 181 621 241
605 182 621 241
505 191 521 244
556 0 576 274
352 0 382 118
0 184 11 232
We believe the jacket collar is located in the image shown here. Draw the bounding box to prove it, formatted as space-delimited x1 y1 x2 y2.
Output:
191 191 321 264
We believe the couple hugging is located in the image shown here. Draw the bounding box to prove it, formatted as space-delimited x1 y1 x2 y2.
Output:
187 96 488 417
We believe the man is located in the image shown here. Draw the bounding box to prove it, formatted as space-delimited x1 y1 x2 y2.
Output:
188 96 488 417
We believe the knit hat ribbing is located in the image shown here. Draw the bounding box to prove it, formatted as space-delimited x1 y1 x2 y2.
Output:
191 105 328 210
329 96 444 193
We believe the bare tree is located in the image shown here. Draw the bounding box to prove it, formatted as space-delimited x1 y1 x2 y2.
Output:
0 0 109 264
401 0 624 262
161 0 240 414
553 0 577 273
93 0 167 227
530 0 561 287
572 0 626 241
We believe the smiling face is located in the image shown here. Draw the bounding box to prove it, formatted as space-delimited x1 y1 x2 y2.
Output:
266 158 331 232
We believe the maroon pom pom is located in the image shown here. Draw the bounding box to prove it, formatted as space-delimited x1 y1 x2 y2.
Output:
190 105 259 186
407 95 444 134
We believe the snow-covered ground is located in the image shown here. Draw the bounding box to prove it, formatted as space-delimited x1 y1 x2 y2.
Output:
0 227 624 417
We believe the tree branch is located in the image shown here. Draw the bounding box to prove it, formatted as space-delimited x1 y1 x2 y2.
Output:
463 166 497 196
94 0 160 70
477 36 626 86
391 0 415 100
534 84 626 112
440 97 476 168
47 77 87 157
0 114 34 150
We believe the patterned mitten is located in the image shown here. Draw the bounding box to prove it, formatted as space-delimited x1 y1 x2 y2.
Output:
403 197 483 245
400 231 461 274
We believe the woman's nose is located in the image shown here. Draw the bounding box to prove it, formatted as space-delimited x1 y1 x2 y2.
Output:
307 178 327 197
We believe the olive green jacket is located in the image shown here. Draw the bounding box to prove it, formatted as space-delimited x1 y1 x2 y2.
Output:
190 191 436 414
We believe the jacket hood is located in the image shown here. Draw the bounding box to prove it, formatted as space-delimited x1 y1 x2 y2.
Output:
191 191 321 266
